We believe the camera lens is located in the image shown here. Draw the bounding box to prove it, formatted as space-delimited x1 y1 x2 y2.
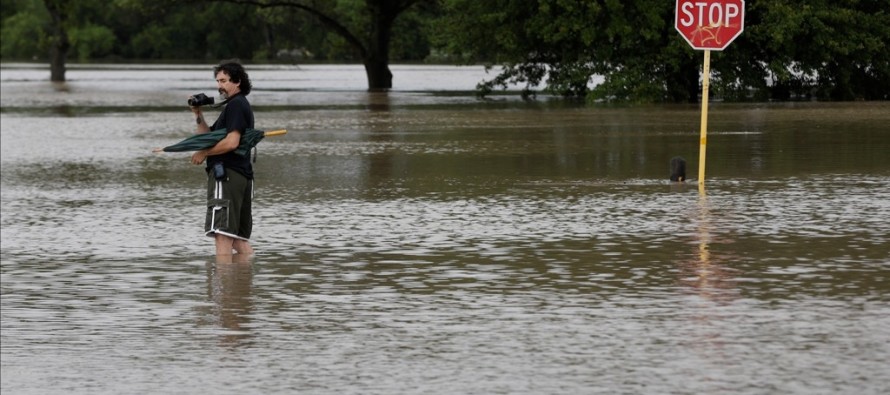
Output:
188 93 214 107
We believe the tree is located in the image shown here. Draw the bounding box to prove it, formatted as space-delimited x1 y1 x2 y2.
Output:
2 0 122 81
112 0 273 61
434 0 700 102
40 0 70 81
4 0 886 99
716 0 890 100
1 0 48 61
214 0 434 91
434 0 890 102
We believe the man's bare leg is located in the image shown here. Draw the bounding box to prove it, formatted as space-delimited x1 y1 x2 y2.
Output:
215 234 235 257
233 239 254 256
215 234 253 258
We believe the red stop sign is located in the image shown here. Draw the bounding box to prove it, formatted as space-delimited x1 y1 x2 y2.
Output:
675 0 745 50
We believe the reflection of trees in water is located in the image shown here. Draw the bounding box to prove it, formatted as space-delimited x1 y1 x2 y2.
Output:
363 92 400 194
205 260 255 348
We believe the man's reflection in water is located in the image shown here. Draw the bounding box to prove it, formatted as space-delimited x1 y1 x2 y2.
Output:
206 255 254 347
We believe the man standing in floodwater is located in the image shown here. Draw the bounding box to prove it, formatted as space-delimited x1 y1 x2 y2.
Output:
189 60 256 259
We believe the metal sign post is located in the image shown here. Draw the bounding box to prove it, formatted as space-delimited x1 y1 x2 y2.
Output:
698 50 710 187
675 0 745 186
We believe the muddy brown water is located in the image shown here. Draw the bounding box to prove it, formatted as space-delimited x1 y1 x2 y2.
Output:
2 64 889 394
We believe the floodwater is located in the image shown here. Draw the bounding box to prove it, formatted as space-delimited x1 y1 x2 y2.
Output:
1 63 889 394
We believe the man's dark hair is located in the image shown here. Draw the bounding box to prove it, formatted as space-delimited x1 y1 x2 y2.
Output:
214 60 252 96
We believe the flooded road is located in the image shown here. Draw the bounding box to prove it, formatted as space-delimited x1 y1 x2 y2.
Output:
2 64 889 394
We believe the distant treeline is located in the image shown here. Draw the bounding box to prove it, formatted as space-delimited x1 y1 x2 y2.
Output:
0 0 435 63
2 0 888 102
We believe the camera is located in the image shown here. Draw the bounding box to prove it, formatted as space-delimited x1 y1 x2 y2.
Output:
188 93 215 107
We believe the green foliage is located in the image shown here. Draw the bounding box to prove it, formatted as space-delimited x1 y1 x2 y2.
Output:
389 4 435 61
435 0 890 102
435 0 691 101
129 25 174 59
69 23 115 61
1 8 47 59
1 0 48 59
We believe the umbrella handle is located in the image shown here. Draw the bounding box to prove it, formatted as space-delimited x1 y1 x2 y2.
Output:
263 129 287 137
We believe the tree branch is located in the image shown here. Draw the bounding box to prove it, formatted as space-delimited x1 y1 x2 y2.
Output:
206 0 369 59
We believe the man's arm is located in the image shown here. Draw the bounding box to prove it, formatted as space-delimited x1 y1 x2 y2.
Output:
191 130 242 165
192 106 211 134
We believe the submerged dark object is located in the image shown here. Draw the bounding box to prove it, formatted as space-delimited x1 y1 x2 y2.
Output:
670 156 686 182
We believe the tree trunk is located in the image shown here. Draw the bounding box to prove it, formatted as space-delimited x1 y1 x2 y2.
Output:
363 1 397 91
237 0 421 90
44 0 69 82
49 39 69 82
364 57 393 91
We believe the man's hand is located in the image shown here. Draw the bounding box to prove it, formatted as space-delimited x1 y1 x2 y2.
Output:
191 150 207 165
190 96 209 133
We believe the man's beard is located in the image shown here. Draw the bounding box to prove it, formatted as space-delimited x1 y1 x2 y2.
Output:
218 88 228 99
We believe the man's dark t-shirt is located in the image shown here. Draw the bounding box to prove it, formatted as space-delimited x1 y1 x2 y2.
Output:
208 93 255 179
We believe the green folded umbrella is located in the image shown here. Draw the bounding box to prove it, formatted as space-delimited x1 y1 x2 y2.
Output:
156 128 287 157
